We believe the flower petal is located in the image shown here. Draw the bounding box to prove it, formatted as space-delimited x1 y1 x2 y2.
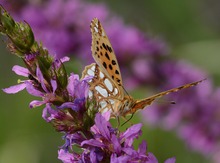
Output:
122 147 137 156
60 56 70 63
58 149 74 163
29 100 45 108
58 101 83 111
36 66 48 92
111 134 121 154
42 104 57 122
81 139 104 148
2 83 26 94
67 73 79 97
110 153 130 163
25 81 44 97
164 157 176 163
12 65 29 77
122 123 142 139
147 153 158 163
94 113 110 140
51 79 57 93
102 111 111 121
138 141 147 155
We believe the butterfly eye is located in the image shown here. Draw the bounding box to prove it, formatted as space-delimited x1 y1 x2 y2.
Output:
125 101 129 106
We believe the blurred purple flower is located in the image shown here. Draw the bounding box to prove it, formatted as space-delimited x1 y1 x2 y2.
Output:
140 60 220 158
2 0 169 89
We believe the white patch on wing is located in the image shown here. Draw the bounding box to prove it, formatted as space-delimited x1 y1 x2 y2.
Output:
100 72 104 78
88 90 93 98
113 88 118 96
91 65 95 71
104 78 113 92
99 100 107 108
109 99 115 105
88 69 94 76
95 86 108 97
94 26 98 33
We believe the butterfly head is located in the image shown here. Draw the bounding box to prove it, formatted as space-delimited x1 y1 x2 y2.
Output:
120 96 136 117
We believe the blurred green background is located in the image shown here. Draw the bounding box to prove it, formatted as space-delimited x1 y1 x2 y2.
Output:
1 0 220 162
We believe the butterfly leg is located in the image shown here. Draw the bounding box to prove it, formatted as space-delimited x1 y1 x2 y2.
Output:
121 113 134 126
116 116 121 128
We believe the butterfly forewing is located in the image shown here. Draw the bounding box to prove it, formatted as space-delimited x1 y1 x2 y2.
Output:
90 18 124 89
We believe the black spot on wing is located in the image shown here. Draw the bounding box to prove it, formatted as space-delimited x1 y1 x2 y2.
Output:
103 62 107 69
100 52 103 56
102 43 107 50
105 52 110 60
112 60 116 65
109 64 113 70
115 70 119 74
116 78 121 84
107 45 112 53
96 47 99 51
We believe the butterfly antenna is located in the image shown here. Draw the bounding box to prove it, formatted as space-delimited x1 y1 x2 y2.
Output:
121 114 134 126
122 85 132 100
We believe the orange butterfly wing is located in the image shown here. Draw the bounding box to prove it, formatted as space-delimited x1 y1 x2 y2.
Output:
122 79 206 116
90 18 124 89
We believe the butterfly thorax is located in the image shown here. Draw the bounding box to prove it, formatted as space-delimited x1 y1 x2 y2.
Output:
121 96 155 116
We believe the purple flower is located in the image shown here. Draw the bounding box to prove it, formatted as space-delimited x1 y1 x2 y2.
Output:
140 60 220 158
58 112 175 163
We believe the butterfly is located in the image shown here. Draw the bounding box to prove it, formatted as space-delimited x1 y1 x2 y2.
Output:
82 18 205 118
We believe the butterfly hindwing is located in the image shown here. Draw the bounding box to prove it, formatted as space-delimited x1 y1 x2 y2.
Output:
82 63 123 115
